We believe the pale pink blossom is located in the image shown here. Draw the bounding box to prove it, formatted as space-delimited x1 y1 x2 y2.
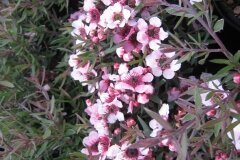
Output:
100 2 131 29
137 17 168 50
68 54 80 68
86 7 101 24
145 50 181 79
118 63 129 75
116 47 134 62
98 97 125 124
115 66 154 94
114 25 142 52
95 119 110 136
81 131 110 156
83 0 96 11
71 19 89 38
113 142 150 160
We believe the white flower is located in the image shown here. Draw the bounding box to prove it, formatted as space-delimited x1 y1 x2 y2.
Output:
100 2 131 29
227 118 240 150
145 50 181 79
190 0 202 5
149 104 170 137
137 17 168 50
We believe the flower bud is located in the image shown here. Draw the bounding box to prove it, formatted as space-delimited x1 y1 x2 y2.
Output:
86 99 93 107
206 109 217 117
234 73 240 84
126 118 136 127
113 63 120 69
113 128 121 135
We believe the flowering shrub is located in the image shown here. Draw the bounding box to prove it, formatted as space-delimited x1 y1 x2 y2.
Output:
69 0 240 159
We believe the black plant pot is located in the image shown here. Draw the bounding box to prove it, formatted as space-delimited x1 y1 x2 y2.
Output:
213 0 240 32
213 0 240 54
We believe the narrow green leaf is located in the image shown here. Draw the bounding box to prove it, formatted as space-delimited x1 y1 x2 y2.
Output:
144 107 173 130
137 116 151 136
35 141 48 158
201 118 223 129
194 87 202 108
214 19 224 32
210 59 230 65
0 81 14 88
43 128 51 139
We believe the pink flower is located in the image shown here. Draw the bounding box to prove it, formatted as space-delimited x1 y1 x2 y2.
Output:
137 17 168 50
70 62 97 86
85 100 103 125
114 25 142 52
98 97 125 124
81 131 110 156
71 19 89 38
86 8 101 24
145 50 181 79
68 54 80 68
83 0 96 11
149 103 169 137
100 2 131 29
115 66 154 94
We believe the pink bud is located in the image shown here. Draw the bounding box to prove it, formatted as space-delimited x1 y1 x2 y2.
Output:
133 101 139 107
114 63 120 69
86 99 93 106
215 150 229 160
206 109 217 117
126 118 136 127
234 73 240 84
113 128 121 135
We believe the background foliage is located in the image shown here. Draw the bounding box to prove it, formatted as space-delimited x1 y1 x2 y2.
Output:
0 0 87 159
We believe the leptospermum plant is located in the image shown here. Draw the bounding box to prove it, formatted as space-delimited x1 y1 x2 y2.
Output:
68 0 240 159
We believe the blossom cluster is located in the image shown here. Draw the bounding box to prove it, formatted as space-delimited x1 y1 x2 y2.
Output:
68 0 239 159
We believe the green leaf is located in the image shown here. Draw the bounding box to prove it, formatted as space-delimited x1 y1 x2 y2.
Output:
214 19 224 32
166 7 194 18
104 44 121 55
177 52 192 64
35 141 48 158
214 122 221 137
201 118 223 129
144 107 173 130
137 116 151 136
0 81 14 88
182 113 195 123
210 59 230 65
223 119 240 135
194 87 202 108
233 50 240 63
43 128 51 139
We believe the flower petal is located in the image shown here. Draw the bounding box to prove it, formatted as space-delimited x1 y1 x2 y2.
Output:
149 17 162 27
142 73 154 82
163 69 175 79
152 67 162 77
